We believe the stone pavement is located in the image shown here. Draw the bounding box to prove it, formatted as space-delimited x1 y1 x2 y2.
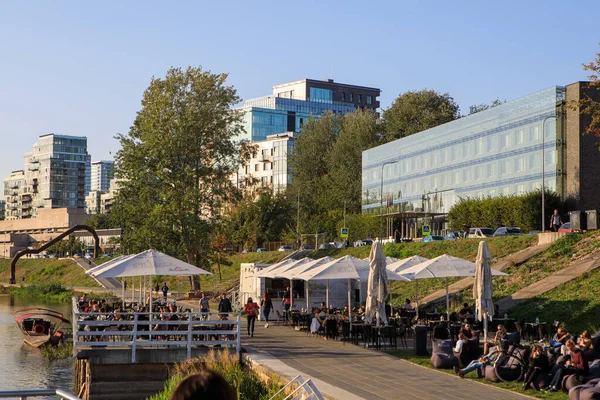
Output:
243 324 530 400
420 243 551 305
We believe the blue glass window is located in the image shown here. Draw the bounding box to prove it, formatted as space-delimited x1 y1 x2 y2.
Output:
309 88 332 103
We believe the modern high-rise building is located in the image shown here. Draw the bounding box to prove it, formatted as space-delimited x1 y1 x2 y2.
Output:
3 134 90 219
0 199 6 220
235 78 381 192
90 160 115 193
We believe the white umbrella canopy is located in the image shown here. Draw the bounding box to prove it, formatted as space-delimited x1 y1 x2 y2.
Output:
365 241 389 326
253 258 296 278
277 257 334 280
387 255 429 273
85 255 133 275
474 241 495 340
257 258 313 278
294 255 369 281
91 249 212 278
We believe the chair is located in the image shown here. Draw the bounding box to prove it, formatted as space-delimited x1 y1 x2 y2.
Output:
396 322 408 348
381 326 397 349
325 319 338 340
341 321 351 343
275 310 285 326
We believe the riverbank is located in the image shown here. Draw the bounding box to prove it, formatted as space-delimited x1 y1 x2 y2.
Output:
0 283 114 303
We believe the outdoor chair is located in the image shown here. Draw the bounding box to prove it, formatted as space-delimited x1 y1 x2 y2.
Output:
341 321 350 344
380 325 397 349
325 319 338 340
275 310 285 326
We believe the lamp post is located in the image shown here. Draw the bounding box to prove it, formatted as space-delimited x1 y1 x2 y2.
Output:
541 115 556 233
379 161 398 242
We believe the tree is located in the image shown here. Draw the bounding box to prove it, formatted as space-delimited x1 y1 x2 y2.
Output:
111 66 251 291
84 213 115 229
468 98 504 115
382 89 460 142
208 233 232 281
579 45 600 143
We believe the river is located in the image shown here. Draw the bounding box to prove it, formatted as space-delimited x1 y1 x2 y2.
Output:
0 294 73 397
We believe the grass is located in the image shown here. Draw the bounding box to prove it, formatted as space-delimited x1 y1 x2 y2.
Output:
148 349 284 400
0 258 100 287
41 341 73 362
2 283 76 302
388 350 567 399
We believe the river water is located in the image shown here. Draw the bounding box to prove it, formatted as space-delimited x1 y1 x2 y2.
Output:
0 294 73 397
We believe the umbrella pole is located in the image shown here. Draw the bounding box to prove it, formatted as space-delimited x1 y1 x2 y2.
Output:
326 279 330 308
306 282 309 310
122 280 125 308
446 277 450 322
132 279 135 304
415 280 419 319
483 318 488 342
348 278 352 333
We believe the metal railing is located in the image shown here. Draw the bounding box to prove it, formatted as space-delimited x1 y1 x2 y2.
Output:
0 389 80 400
72 298 242 363
268 375 323 400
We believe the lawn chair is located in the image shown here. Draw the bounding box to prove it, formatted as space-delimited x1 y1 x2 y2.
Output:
275 310 285 326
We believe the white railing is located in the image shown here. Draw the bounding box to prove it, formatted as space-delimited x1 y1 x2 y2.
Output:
268 375 324 400
0 389 80 400
72 298 241 363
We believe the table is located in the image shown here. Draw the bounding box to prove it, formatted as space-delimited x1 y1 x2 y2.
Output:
525 322 546 341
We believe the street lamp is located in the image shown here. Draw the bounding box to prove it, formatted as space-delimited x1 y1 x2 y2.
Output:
541 115 556 233
379 161 399 242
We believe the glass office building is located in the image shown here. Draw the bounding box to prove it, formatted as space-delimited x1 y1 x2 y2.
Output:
362 86 565 216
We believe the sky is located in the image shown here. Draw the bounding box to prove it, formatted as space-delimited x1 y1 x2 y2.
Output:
0 0 598 195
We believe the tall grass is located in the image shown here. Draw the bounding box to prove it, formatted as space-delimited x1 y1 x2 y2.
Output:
148 349 284 400
41 341 73 362
4 283 75 302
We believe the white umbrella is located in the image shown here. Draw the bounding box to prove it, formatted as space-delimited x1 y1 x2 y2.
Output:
277 257 334 309
400 254 507 321
386 255 429 273
85 255 133 275
258 258 313 279
365 242 389 327
253 258 295 278
473 241 495 341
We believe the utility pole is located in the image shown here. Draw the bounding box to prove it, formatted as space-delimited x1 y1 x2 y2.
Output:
343 200 346 228
297 192 300 249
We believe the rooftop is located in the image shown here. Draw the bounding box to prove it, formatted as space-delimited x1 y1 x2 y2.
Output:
273 78 380 92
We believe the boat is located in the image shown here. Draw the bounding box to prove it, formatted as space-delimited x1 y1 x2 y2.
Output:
14 308 71 347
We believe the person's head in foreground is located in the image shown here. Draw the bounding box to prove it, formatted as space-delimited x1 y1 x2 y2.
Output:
169 370 235 400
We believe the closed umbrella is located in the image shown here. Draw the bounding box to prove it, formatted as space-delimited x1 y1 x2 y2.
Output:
473 241 495 341
365 241 389 327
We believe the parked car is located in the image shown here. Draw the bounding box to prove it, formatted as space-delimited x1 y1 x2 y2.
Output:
468 228 494 238
444 232 460 241
84 253 93 259
493 227 524 237
528 230 541 235
398 238 413 243
354 239 373 247
558 223 573 233
278 245 293 252
318 243 336 250
422 235 444 242
300 244 314 251
256 248 268 252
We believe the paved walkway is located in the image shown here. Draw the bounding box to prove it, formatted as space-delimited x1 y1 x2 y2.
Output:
497 251 600 310
420 243 550 305
243 324 530 400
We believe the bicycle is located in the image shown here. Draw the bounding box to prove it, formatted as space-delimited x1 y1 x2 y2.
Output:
493 344 531 383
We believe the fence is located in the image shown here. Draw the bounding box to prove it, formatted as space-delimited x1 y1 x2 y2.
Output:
72 297 241 363
268 375 324 400
0 389 80 400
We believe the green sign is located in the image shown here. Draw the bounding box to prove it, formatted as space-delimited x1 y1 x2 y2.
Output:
422 225 431 236
340 227 349 238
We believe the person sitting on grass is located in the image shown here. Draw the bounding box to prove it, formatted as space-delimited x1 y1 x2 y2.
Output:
454 354 495 378
578 330 594 352
522 344 550 390
550 327 572 355
484 324 507 354
544 339 588 392
461 323 475 339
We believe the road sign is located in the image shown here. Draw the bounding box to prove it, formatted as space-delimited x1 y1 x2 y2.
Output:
340 227 349 238
422 225 431 236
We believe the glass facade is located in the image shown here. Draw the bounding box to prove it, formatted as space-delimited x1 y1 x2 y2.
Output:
361 87 565 214
309 87 333 103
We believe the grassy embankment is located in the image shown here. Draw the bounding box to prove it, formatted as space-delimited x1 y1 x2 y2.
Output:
0 257 100 287
389 349 567 400
149 349 284 400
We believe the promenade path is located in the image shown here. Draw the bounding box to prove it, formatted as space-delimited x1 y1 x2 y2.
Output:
243 324 530 400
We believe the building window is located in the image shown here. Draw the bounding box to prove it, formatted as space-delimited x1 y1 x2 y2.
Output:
255 164 260 172
349 93 353 102
358 94 362 104
309 87 333 102
367 95 372 105
341 92 346 101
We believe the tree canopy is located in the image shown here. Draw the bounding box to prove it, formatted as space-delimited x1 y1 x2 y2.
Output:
580 45 600 143
111 66 250 290
468 98 504 115
382 89 460 142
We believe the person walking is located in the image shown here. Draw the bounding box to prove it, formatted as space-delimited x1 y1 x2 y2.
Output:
199 292 210 320
260 292 273 328
218 293 232 318
282 289 292 324
161 282 169 300
550 209 563 232
244 298 259 338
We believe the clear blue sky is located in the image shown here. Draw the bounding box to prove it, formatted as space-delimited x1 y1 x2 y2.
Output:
1 0 598 193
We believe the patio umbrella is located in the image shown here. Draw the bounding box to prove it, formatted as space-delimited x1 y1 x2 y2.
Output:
473 241 495 341
386 255 429 311
400 254 507 321
253 258 296 278
365 241 389 327
277 257 334 309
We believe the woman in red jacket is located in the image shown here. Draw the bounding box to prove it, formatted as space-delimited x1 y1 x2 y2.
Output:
244 298 260 338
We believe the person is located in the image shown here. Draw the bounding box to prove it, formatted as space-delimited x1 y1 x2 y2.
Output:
282 290 292 323
484 324 507 354
455 354 493 378
453 332 466 353
168 369 236 400
244 298 259 338
578 330 594 352
550 327 572 354
404 299 413 311
550 209 563 232
161 282 169 300
458 303 473 320
461 323 475 339
522 344 550 390
154 282 160 294
218 293 232 318
494 304 500 316
260 292 273 328
199 292 210 320
320 301 327 310
544 339 588 392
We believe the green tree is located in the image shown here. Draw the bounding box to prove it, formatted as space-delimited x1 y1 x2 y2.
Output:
84 213 115 229
579 45 600 142
468 98 504 115
382 89 460 142
111 66 250 291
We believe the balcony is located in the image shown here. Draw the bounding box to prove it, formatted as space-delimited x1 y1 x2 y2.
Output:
28 165 39 171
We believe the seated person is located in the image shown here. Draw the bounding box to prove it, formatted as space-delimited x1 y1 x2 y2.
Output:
458 303 473 320
522 344 550 390
433 321 449 340
455 354 494 378
317 308 327 324
341 305 349 318
404 298 414 311
484 324 507 354
578 330 594 352
320 302 327 310
453 333 466 353
544 339 588 392
461 323 475 339
550 327 572 355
